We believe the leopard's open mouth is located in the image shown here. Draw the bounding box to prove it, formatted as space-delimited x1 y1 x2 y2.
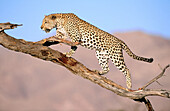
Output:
45 28 51 33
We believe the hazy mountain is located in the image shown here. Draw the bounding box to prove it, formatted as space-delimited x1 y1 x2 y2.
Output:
0 31 170 111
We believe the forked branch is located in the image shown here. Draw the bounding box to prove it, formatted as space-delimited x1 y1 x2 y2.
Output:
141 64 170 90
0 22 169 111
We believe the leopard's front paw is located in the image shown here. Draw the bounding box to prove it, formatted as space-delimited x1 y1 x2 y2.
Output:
64 52 73 57
64 49 75 57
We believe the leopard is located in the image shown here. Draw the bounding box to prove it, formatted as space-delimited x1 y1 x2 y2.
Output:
41 13 153 89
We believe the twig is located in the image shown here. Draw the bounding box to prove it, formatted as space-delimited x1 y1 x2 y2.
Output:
156 81 163 86
158 64 163 70
141 64 170 90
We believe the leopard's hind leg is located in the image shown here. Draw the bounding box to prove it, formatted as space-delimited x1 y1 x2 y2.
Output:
95 50 110 75
109 45 132 89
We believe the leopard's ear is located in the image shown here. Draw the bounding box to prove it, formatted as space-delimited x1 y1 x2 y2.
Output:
51 15 56 20
44 15 47 17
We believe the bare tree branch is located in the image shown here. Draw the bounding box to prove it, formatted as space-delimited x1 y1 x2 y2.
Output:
141 64 170 90
36 36 82 46
134 97 154 111
0 22 170 111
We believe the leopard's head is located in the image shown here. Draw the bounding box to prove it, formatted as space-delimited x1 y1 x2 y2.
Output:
41 14 64 33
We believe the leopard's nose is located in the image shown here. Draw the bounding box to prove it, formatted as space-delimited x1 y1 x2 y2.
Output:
40 26 43 29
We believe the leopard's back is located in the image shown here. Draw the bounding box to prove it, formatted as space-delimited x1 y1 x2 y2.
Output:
73 17 119 50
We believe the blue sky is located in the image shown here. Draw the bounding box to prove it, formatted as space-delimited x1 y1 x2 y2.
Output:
1 0 170 41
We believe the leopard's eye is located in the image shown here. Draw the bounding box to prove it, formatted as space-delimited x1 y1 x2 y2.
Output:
45 21 47 24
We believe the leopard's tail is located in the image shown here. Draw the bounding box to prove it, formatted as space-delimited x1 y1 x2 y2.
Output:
120 40 153 63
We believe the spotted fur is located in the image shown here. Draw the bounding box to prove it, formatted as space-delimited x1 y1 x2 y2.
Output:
41 13 153 89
